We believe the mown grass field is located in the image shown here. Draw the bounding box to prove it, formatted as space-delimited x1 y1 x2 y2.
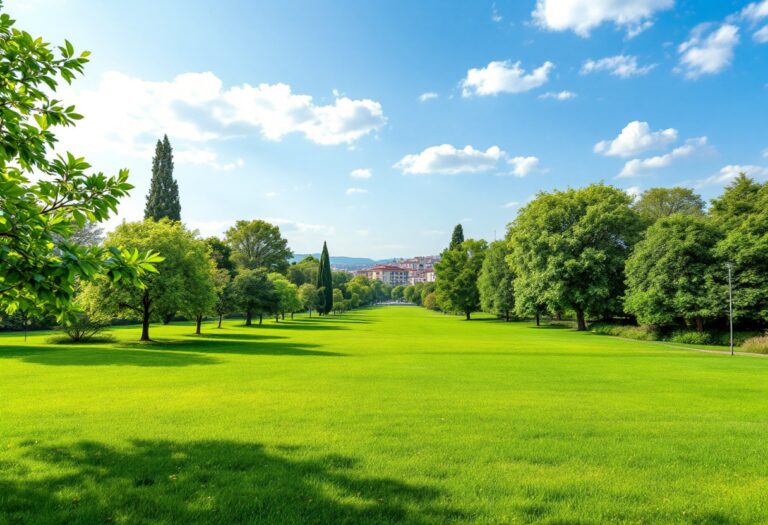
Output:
1 306 767 524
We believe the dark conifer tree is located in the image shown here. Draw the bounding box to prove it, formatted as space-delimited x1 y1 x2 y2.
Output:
449 224 464 250
316 241 333 315
144 135 181 221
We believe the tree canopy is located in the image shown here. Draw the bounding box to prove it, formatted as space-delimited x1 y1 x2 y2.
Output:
435 239 487 320
316 242 333 314
633 187 704 224
144 135 180 221
449 224 465 250
0 12 160 322
226 220 293 273
478 240 515 321
508 184 641 330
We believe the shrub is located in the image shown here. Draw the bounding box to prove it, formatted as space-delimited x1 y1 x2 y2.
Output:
669 330 713 345
741 335 768 354
591 323 659 341
58 313 110 343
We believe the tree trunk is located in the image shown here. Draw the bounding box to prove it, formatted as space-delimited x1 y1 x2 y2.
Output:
245 310 252 326
275 312 279 322
259 314 263 325
309 309 312 318
695 316 704 333
291 312 294 320
218 314 223 329
535 312 540 327
465 311 471 321
282 312 285 320
140 291 151 341
505 310 510 322
555 312 562 321
576 308 587 331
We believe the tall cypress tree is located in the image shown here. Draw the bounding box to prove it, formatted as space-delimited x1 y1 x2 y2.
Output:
316 241 333 315
449 224 464 250
144 135 181 221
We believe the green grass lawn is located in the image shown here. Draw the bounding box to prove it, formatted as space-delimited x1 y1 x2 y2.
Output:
2 307 768 524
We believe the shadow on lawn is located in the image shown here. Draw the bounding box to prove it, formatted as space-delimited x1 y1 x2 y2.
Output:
0 439 462 524
0 334 345 367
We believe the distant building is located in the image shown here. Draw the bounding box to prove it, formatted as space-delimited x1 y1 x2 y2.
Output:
408 269 436 285
360 264 410 286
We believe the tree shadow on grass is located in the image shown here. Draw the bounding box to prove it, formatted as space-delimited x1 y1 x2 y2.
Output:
0 345 218 367
119 337 345 357
0 439 463 524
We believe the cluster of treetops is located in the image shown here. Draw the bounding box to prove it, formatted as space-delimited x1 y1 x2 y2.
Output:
413 179 768 346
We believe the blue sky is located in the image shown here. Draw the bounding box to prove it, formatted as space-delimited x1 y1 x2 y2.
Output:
9 0 768 258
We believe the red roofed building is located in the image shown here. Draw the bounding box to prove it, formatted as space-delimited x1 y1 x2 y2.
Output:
360 265 410 286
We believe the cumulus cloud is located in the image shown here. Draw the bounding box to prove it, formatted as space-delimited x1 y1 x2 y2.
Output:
350 168 372 179
538 90 577 100
461 60 554 97
56 71 386 164
695 164 768 187
532 0 673 37
618 137 707 178
581 55 656 78
740 0 768 23
346 187 369 195
503 201 520 208
395 144 505 175
595 121 678 158
419 92 438 102
677 24 740 78
507 156 541 177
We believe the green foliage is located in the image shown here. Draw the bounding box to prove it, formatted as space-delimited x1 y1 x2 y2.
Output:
435 239 487 319
633 187 704 224
287 256 319 286
225 220 293 273
205 237 235 274
268 272 300 320
79 220 209 340
315 242 333 314
478 240 515 320
508 183 641 330
346 275 373 307
0 13 159 321
297 283 319 314
144 135 180 221
391 285 404 300
231 268 276 325
423 292 439 311
589 323 660 341
449 224 464 250
712 176 768 325
624 214 722 329
669 330 713 346
58 311 111 343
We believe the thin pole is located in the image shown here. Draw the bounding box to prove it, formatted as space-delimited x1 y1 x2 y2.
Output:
728 263 734 356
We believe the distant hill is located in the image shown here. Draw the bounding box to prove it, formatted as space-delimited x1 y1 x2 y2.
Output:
291 254 396 271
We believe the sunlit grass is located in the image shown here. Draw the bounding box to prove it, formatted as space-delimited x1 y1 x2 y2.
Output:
2 307 767 523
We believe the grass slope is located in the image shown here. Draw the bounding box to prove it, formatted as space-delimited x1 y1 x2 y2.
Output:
1 307 767 524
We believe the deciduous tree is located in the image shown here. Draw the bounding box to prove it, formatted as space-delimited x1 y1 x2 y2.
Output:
478 240 515 321
435 239 487 320
226 220 293 273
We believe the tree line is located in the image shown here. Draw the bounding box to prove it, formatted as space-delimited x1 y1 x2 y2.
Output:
413 181 768 346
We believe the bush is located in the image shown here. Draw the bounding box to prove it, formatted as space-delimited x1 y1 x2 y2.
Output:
590 323 659 341
741 335 768 354
669 330 713 345
59 313 110 343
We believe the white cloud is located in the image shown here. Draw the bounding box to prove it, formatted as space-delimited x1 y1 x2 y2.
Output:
695 164 768 187
538 90 577 100
532 0 673 37
625 186 642 199
507 156 540 177
265 191 279 198
350 168 372 179
581 55 656 78
754 25 768 43
266 218 336 236
461 60 554 97
503 201 520 208
356 229 370 237
618 137 707 178
677 24 739 79
57 71 386 162
395 144 505 175
419 92 439 102
346 187 368 195
740 0 768 23
491 2 503 23
595 121 678 158
174 148 245 171
763 148 768 158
